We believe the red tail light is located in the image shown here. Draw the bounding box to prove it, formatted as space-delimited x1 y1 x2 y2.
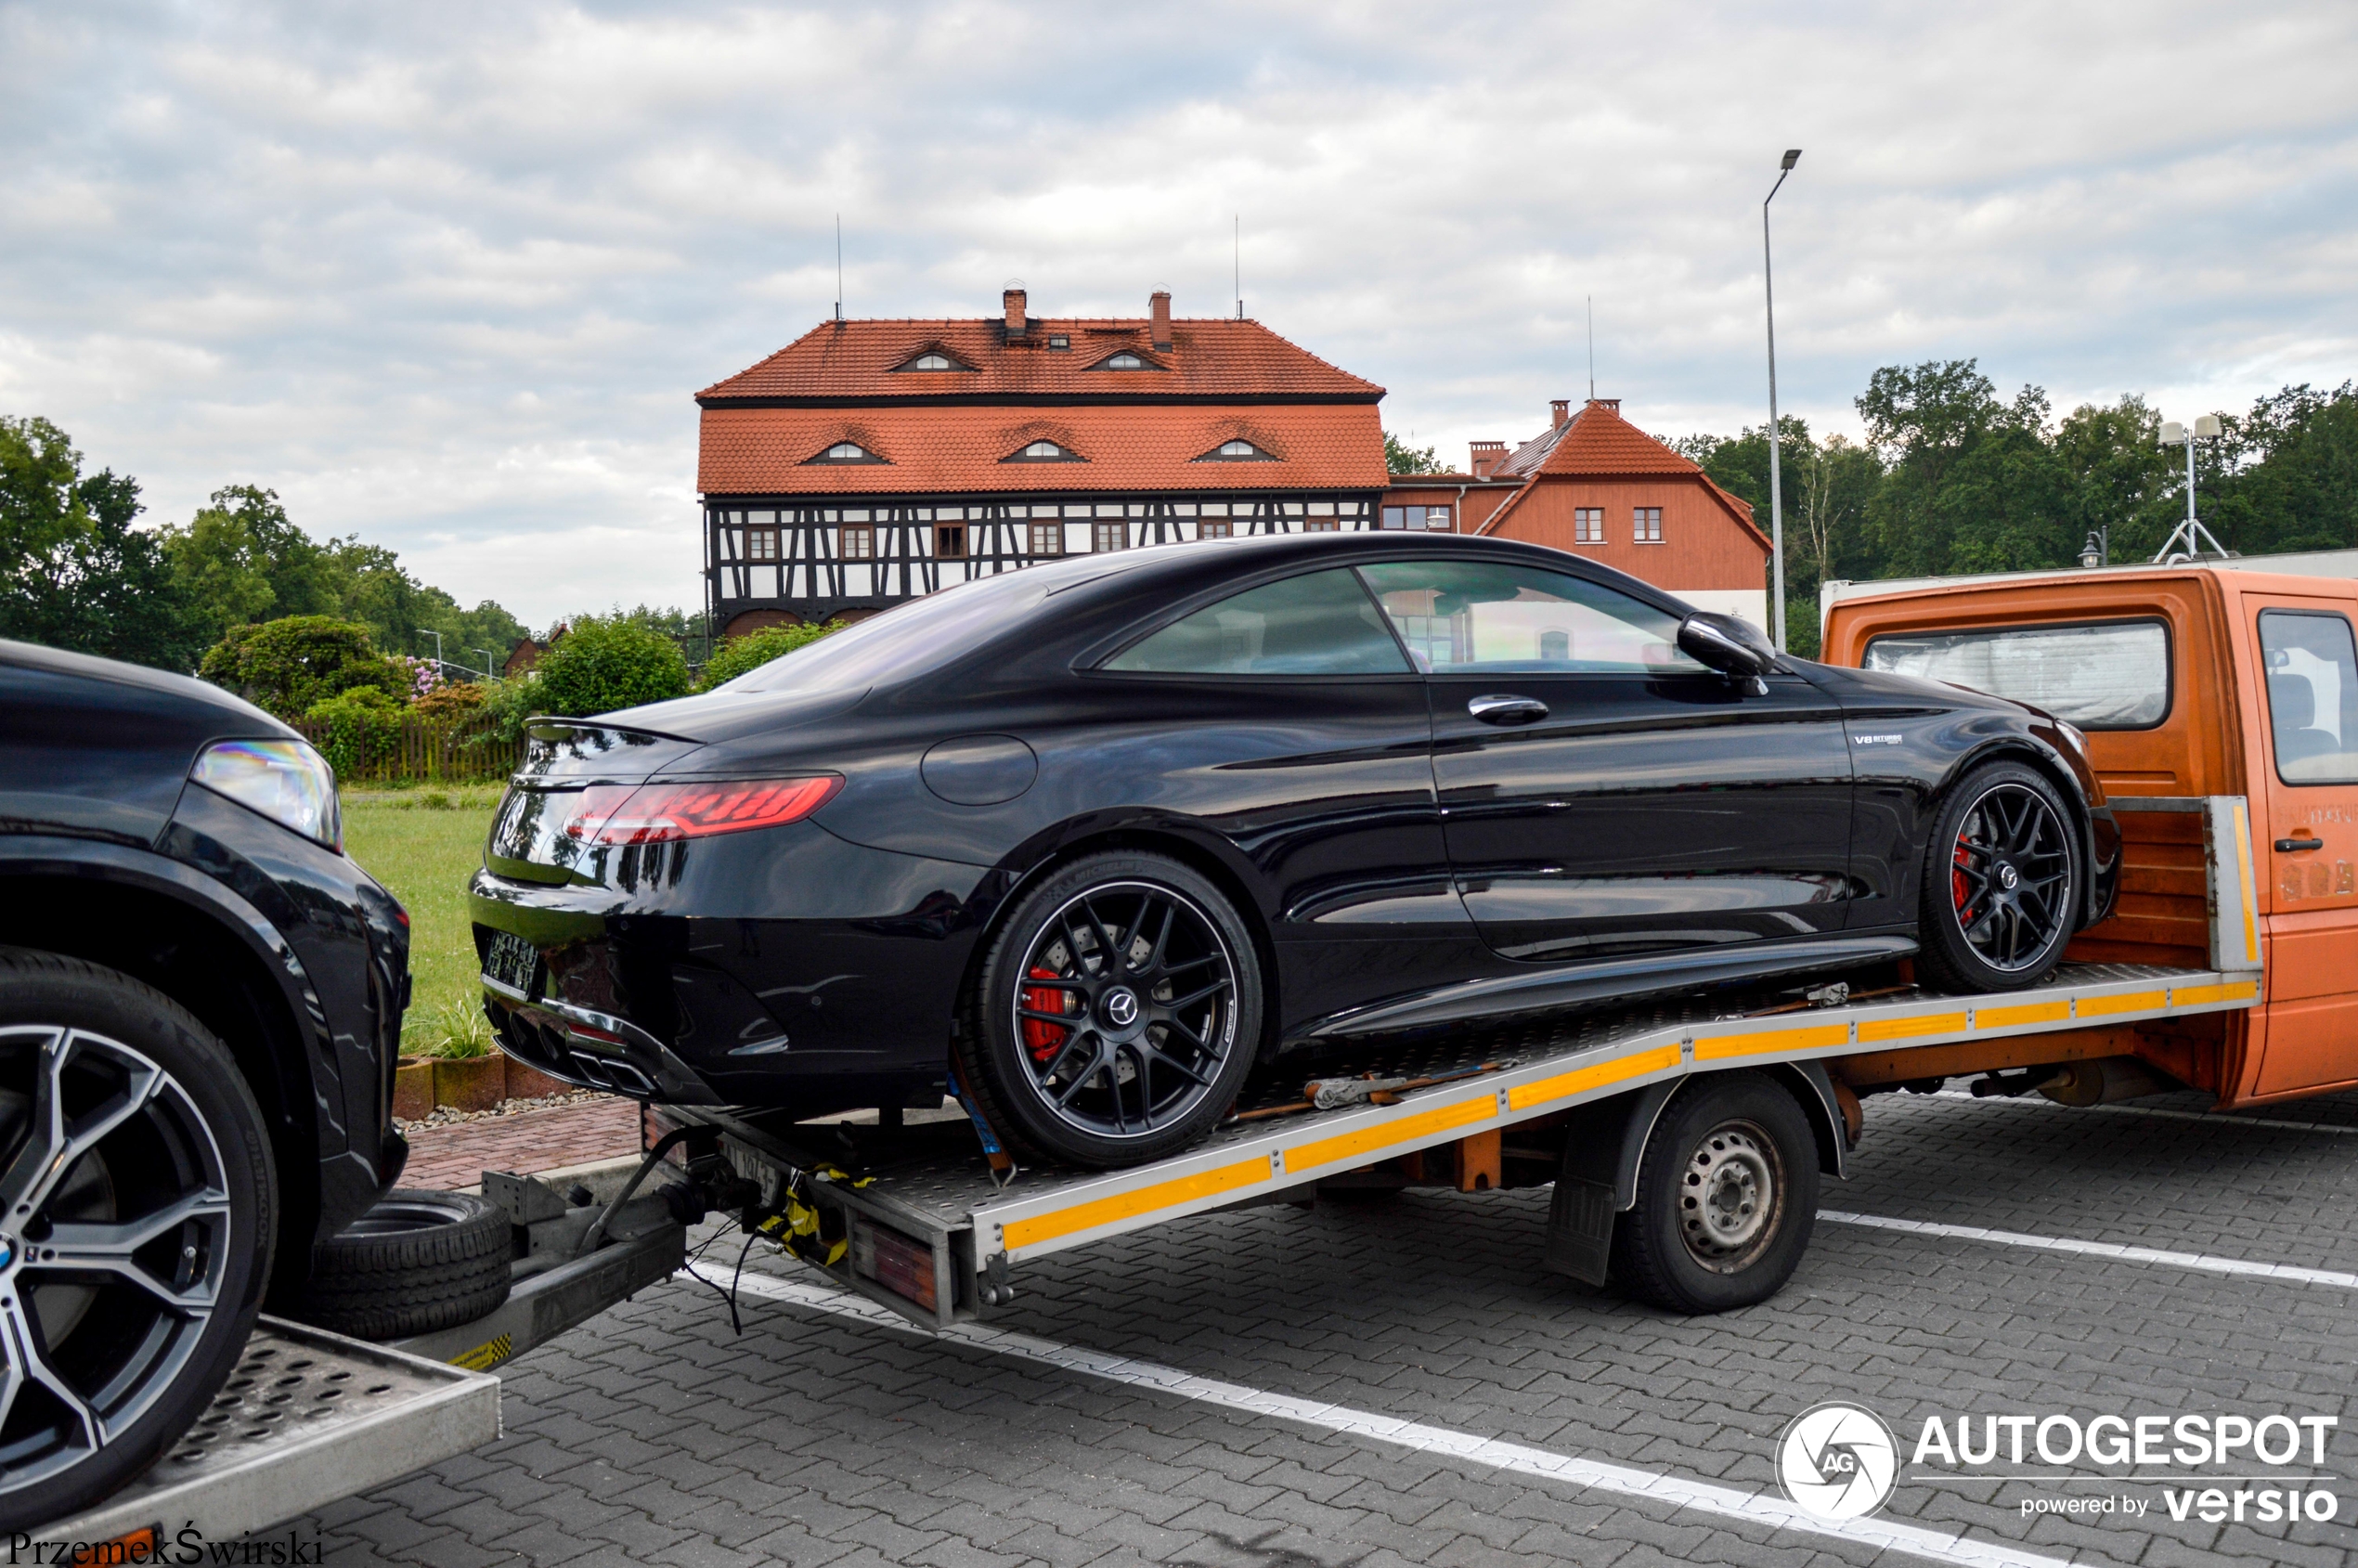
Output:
562 775 842 846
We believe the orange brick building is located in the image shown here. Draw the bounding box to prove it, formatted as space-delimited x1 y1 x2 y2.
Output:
1379 398 1771 629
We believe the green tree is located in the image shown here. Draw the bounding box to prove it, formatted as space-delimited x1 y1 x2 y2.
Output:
2052 395 2180 564
533 615 691 716
162 485 339 645
0 420 206 669
1384 433 1444 475
2211 382 2358 555
199 616 407 719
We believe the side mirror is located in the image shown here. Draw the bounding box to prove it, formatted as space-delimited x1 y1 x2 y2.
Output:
1677 613 1779 688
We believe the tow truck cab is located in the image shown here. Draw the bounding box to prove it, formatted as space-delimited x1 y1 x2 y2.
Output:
1824 564 2358 1108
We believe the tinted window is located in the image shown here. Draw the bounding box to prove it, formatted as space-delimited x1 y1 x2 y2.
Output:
1354 560 1704 674
1862 620 2170 729
2260 610 2358 784
1105 568 1409 676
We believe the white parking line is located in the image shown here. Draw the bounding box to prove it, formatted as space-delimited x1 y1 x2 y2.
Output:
690 1262 2067 1568
1820 1211 2358 1289
1931 1087 2358 1135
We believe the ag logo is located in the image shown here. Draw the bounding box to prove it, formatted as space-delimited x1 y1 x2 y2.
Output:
1776 1401 1899 1520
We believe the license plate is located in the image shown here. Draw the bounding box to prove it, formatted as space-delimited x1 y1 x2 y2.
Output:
484 931 541 997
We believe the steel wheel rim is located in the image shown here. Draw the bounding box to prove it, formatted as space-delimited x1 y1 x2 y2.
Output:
1949 782 2074 973
1678 1118 1782 1274
1010 881 1240 1141
0 1025 233 1491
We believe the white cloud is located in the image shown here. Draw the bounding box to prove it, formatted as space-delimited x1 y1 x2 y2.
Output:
1 0 2353 628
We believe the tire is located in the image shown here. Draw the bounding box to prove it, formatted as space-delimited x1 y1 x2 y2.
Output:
1610 1071 1818 1315
0 947 278 1533
294 1191 511 1341
1913 761 2081 994
958 851 1263 1169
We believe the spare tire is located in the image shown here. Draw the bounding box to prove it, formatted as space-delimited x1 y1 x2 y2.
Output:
296 1190 512 1341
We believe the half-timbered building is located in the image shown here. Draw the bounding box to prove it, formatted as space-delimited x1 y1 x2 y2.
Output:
697 288 1389 635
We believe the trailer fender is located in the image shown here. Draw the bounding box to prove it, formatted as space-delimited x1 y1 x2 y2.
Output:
1542 1065 1847 1287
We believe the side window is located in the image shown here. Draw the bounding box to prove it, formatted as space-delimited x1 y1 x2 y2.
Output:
1104 568 1409 676
1354 560 1706 674
2260 610 2358 784
1862 620 2170 730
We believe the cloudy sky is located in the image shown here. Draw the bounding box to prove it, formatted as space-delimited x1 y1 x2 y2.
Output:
5 1 2354 628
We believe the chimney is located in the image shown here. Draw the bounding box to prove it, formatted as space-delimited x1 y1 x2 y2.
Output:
1149 291 1172 350
1550 399 1571 431
1003 288 1027 336
1591 396 1620 411
1470 440 1507 480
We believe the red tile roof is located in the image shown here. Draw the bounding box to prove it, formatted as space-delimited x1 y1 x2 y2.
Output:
698 317 1383 404
1483 400 1768 549
700 403 1388 496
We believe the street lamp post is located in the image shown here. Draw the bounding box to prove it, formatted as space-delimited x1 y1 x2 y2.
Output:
475 649 498 683
2152 414 2228 563
1763 149 1801 652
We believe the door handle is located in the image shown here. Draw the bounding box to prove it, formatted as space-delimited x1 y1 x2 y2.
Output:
1468 693 1548 726
2276 836 2326 852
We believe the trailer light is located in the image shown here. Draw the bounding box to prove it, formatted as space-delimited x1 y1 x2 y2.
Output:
560 776 842 846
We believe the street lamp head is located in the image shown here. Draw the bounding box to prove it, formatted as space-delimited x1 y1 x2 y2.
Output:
2159 420 2186 446
1781 149 1802 171
2194 413 2223 439
2079 532 2105 570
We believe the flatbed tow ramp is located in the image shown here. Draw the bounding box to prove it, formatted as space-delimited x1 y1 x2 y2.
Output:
667 957 2262 1330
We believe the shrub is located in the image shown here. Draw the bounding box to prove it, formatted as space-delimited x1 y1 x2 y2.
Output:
694 621 841 693
472 672 543 745
533 616 692 716
304 685 405 781
200 616 406 719
411 680 486 722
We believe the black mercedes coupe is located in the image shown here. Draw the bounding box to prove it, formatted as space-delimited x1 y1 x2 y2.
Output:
472 533 2118 1168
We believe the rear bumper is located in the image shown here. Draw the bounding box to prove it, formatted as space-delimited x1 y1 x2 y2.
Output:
483 975 724 1104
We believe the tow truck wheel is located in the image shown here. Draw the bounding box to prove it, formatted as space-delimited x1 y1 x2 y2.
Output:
960 852 1263 1169
0 948 276 1533
1610 1071 1817 1315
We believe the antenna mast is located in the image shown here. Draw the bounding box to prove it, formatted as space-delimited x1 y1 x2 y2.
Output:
835 214 844 323
1234 214 1242 319
1587 295 1594 400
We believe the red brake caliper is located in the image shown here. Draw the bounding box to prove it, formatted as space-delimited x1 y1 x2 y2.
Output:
1022 966 1069 1060
1952 834 1973 916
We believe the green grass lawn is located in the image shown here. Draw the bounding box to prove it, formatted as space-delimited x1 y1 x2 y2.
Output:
341 788 504 1056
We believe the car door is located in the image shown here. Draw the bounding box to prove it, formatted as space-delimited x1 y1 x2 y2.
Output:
1093 564 1478 1028
1356 557 1857 965
2246 595 2358 1096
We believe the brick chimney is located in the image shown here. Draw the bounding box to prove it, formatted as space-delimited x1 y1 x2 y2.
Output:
1550 399 1571 431
1470 440 1507 479
1003 287 1027 336
1149 291 1172 350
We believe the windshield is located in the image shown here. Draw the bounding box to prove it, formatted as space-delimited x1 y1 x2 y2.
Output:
720 555 1121 693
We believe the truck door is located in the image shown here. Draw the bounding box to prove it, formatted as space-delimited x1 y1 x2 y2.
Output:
2248 596 2358 1096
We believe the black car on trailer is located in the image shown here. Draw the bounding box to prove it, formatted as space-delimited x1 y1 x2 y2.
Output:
472 532 2118 1172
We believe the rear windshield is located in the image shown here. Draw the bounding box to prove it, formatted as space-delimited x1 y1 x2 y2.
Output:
1862 619 2170 729
719 556 1117 693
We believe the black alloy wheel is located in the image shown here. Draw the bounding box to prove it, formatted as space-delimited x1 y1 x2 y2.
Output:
961 853 1263 1168
1915 762 2080 993
0 950 275 1530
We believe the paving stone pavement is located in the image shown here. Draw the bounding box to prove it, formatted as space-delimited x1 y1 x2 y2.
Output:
399 1096 641 1190
299 1085 2358 1567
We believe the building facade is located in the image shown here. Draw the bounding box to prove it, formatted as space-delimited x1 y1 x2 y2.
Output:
697 289 1391 636
1379 398 1773 628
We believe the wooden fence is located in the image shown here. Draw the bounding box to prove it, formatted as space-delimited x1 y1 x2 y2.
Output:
293 717 520 785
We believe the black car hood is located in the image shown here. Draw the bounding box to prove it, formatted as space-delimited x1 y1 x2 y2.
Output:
1794 656 2030 716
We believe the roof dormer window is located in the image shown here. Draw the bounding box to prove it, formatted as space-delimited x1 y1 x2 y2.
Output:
808 440 885 464
1198 438 1275 461
1005 439 1082 462
1095 351 1151 370
899 350 967 372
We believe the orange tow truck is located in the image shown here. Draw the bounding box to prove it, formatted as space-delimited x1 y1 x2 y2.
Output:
1825 563 2358 1108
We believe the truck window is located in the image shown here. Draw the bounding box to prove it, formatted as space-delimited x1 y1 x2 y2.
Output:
2259 610 2358 784
1860 620 2169 729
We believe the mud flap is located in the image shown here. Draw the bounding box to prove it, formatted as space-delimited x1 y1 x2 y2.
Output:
1541 1080 1679 1286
